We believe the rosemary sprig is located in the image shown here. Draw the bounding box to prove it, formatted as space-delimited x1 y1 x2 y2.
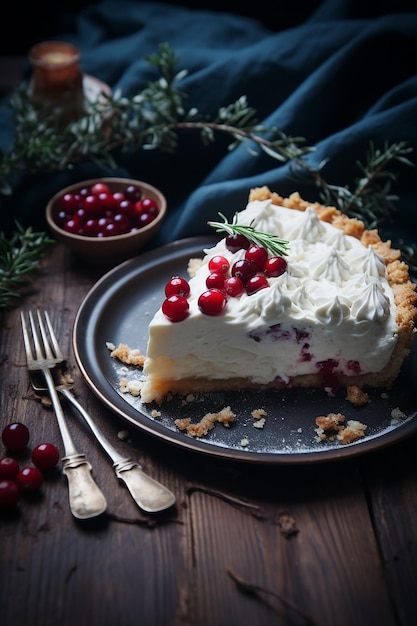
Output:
208 212 290 257
0 223 54 308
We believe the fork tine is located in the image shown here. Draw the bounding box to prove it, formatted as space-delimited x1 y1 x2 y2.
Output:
20 311 35 364
28 310 45 361
43 310 65 361
36 310 55 361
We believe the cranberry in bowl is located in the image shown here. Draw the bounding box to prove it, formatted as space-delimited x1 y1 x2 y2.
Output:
46 177 166 265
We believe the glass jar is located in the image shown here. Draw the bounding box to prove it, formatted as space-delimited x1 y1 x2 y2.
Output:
29 41 85 126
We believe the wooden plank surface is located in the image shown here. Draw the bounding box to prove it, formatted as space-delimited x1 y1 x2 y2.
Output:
1 242 417 626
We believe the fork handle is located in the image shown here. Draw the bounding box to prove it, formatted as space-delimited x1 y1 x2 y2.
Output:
61 454 108 520
43 370 107 519
59 387 176 513
113 459 176 513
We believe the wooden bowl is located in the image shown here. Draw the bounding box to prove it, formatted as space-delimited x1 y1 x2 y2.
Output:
46 177 166 265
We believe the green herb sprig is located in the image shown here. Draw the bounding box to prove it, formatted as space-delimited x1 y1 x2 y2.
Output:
208 212 290 257
0 224 54 309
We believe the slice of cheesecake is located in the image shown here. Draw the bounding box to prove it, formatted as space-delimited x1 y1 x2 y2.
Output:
139 187 417 404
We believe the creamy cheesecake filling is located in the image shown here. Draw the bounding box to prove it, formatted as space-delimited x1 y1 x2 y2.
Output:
141 199 398 402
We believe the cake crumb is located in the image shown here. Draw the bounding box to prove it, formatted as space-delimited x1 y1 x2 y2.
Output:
151 409 161 418
181 393 196 405
277 513 299 538
110 343 146 367
119 377 142 397
337 420 367 443
240 437 249 447
175 406 235 437
251 408 266 428
316 412 346 431
346 385 369 406
315 412 367 444
391 407 407 421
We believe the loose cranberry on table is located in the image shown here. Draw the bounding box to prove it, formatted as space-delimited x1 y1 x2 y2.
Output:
16 467 43 493
0 457 20 481
0 480 20 509
2 422 30 451
31 443 60 470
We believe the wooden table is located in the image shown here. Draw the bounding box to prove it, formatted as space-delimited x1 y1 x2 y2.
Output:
1 242 416 626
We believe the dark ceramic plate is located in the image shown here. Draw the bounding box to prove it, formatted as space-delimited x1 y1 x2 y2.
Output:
72 237 417 464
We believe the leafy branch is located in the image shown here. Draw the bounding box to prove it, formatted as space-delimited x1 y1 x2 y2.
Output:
0 41 416 295
0 224 54 308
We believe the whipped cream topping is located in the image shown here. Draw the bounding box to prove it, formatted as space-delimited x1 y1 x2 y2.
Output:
141 199 398 400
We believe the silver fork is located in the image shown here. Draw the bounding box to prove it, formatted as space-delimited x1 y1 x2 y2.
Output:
25 313 176 513
21 310 108 520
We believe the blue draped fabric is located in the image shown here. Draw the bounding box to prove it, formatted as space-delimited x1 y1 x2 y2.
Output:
1 0 417 250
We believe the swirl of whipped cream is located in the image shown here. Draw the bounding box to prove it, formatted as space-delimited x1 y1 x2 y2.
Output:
289 284 316 317
312 248 351 285
364 248 386 277
350 278 391 322
315 294 351 326
326 228 353 251
242 200 286 237
298 207 327 242
349 246 387 278
237 281 291 325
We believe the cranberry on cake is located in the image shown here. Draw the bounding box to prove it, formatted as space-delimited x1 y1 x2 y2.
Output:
137 187 417 404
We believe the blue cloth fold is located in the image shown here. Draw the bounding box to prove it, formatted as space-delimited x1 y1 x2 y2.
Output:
1 0 416 251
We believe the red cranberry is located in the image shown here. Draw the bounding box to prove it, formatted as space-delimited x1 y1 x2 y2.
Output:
0 457 20 481
165 277 191 298
245 245 268 271
208 255 230 274
206 272 225 290
264 256 287 277
225 233 250 252
16 467 43 493
90 182 111 196
124 185 142 202
0 480 20 509
231 259 256 284
162 295 190 322
198 289 227 316
2 423 30 451
31 443 60 470
224 276 244 297
246 275 269 294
